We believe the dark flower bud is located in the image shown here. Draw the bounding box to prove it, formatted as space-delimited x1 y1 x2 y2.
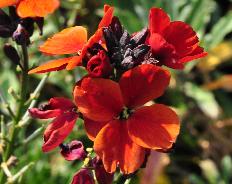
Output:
119 30 130 47
60 141 86 161
20 18 34 37
133 44 150 59
109 16 123 41
93 157 114 184
12 24 30 45
71 169 95 184
87 50 112 78
129 28 148 48
34 17 44 35
0 25 12 38
103 28 119 53
3 43 20 66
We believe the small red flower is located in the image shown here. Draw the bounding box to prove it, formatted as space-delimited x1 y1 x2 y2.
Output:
0 0 59 18
28 4 114 74
29 97 78 152
71 169 95 184
60 140 86 161
87 50 112 78
148 8 207 69
74 64 180 174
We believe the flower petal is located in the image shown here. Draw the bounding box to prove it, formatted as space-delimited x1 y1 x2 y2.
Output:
47 97 76 111
28 56 81 74
0 0 17 8
71 169 95 184
128 104 180 150
74 77 124 122
60 140 86 161
42 112 78 152
119 64 170 109
84 118 108 141
149 8 170 34
17 0 59 18
179 46 207 63
39 26 87 55
163 21 201 58
98 4 114 29
28 108 62 119
94 120 146 174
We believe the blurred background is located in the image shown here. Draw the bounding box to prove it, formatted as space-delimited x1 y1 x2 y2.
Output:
1 0 232 183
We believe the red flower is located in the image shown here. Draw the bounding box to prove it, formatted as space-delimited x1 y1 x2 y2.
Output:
148 8 207 69
60 140 86 161
73 64 180 174
71 169 95 184
87 50 112 78
28 4 114 74
29 97 78 152
0 0 59 18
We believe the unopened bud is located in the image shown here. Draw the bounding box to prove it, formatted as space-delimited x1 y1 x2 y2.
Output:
0 25 12 38
3 43 20 66
12 24 30 45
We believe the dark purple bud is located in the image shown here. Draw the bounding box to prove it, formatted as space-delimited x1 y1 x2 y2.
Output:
109 16 123 41
119 30 130 47
0 25 12 38
71 169 95 184
34 17 44 35
3 43 20 66
12 24 30 45
133 44 150 59
129 28 148 48
0 9 11 25
21 18 34 37
9 6 19 21
103 28 119 53
93 157 114 184
60 141 86 161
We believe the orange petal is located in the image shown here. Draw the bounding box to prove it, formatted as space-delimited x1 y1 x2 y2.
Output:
128 104 180 150
74 77 124 122
66 28 103 70
98 5 114 29
119 64 170 109
39 26 87 55
28 56 80 74
94 120 146 174
17 0 59 18
84 118 108 141
0 0 17 8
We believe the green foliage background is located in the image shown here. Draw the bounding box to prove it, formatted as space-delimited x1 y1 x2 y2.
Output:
1 0 232 183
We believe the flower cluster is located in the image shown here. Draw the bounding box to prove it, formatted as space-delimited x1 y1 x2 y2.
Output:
28 4 207 183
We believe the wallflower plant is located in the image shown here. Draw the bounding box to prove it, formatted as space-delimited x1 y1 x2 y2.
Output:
0 3 207 184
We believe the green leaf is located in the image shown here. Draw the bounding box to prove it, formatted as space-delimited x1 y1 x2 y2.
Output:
184 83 220 119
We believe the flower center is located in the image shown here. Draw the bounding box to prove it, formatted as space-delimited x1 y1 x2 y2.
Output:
119 107 132 120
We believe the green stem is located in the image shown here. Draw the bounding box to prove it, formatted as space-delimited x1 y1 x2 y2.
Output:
0 43 29 184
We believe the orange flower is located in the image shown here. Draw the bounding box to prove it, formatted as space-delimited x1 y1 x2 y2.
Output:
73 64 180 174
28 5 114 74
0 0 59 18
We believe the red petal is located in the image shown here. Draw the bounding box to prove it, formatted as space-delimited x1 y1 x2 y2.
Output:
48 97 75 111
39 26 87 55
98 5 114 29
84 118 108 141
179 46 207 63
42 112 78 152
28 108 62 119
28 56 81 74
94 120 146 174
163 21 201 58
74 77 124 122
119 64 170 109
127 104 180 149
17 0 59 18
0 0 17 8
71 169 95 184
149 8 170 34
